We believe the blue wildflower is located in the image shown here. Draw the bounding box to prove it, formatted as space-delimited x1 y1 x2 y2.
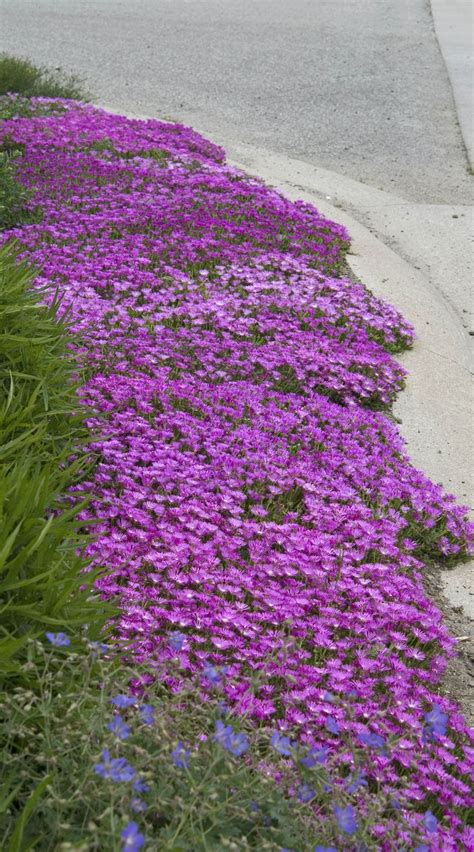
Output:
346 770 368 794
423 704 448 740
45 632 70 647
132 778 150 793
89 641 109 655
301 746 328 767
110 695 136 709
130 797 147 813
423 811 438 834
168 631 186 652
314 847 337 852
322 691 336 703
139 704 154 726
297 783 315 803
107 715 131 740
121 821 145 851
358 730 386 749
325 716 340 735
171 741 190 769
271 731 294 756
203 663 221 685
414 847 429 852
214 720 249 756
334 804 358 836
93 750 135 782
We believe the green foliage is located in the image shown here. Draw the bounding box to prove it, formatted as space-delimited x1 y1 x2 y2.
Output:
0 244 113 682
0 151 34 230
0 54 89 100
0 638 419 851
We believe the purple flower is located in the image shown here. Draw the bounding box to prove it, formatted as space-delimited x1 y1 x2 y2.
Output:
334 804 358 836
110 695 136 709
314 847 337 852
93 750 135 782
130 797 147 813
107 715 131 740
138 704 154 726
171 741 190 769
45 632 70 647
121 821 145 851
423 811 438 834
271 731 294 756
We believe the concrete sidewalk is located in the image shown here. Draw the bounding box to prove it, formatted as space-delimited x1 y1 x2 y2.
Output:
431 0 473 167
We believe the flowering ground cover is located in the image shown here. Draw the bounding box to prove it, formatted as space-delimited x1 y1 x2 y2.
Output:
2 98 473 849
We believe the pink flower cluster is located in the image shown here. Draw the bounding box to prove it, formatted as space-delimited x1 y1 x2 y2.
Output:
3 100 473 848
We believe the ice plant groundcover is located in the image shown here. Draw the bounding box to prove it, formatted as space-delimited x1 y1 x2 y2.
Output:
2 100 473 849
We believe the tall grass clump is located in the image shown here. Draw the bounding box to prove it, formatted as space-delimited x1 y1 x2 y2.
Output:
0 244 111 682
0 54 89 100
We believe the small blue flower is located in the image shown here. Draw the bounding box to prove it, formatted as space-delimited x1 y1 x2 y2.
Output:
107 715 131 740
139 704 154 726
414 847 429 852
45 632 70 647
271 731 294 756
110 695 136 709
121 821 145 851
89 641 109 655
423 704 448 740
314 847 337 852
334 804 358 836
423 810 438 834
358 730 386 749
93 750 135 782
171 741 190 769
301 746 328 767
322 691 336 703
214 720 249 757
130 797 147 813
168 631 186 652
249 800 259 813
297 783 315 803
346 770 368 794
325 716 340 735
132 778 150 793
203 663 221 685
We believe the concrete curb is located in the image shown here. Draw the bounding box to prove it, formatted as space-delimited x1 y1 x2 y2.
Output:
431 0 474 168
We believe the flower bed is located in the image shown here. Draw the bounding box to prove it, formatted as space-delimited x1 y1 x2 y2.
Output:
2 99 473 849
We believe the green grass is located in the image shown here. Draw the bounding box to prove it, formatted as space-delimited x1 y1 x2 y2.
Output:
0 54 89 100
0 244 113 682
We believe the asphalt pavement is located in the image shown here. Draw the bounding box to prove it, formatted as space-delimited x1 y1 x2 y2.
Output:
1 0 472 618
0 0 471 204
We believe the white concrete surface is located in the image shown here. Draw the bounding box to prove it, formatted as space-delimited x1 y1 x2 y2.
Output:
431 0 474 167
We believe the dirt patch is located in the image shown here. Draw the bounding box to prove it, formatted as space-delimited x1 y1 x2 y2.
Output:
423 563 474 725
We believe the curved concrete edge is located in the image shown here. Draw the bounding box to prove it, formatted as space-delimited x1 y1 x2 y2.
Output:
98 103 474 623
431 0 474 168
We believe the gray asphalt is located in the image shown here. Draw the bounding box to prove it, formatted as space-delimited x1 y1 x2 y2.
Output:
0 0 472 204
